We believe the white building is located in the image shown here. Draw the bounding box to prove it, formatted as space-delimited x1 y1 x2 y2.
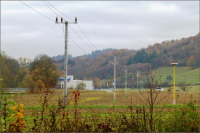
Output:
58 75 93 90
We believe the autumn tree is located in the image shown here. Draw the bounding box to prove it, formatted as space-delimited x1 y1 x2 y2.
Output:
18 57 32 67
17 65 30 87
83 77 88 80
1 65 10 90
0 51 7 90
29 54 62 90
187 55 195 67
93 77 100 89
0 52 20 89
107 79 111 88
21 74 36 93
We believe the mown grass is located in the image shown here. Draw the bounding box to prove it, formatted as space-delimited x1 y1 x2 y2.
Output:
154 67 199 84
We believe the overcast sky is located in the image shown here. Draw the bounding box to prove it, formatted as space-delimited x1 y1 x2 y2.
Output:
1 1 199 60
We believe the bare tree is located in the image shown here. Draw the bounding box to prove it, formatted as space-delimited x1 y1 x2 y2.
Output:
135 66 172 132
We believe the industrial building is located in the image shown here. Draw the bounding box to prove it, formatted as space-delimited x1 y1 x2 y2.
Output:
58 75 93 90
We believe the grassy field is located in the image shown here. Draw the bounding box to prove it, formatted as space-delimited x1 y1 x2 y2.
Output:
153 67 199 84
10 88 199 115
8 88 199 122
2 88 199 132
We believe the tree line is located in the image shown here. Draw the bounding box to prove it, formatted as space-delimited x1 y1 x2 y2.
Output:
0 53 62 91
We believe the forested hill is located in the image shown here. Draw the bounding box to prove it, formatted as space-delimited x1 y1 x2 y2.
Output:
53 33 200 80
52 48 117 60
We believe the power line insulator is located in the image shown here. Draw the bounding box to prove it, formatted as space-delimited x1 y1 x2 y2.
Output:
61 17 63 23
75 16 77 23
55 16 58 23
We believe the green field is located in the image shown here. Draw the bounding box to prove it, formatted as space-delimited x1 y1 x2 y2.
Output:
153 67 199 84
1 89 199 132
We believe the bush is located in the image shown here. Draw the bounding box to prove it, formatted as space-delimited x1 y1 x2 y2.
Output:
76 82 86 90
177 81 187 91
162 81 169 87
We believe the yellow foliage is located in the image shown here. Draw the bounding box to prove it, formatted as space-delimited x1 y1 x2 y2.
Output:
187 55 195 66
19 104 24 108
9 104 26 132
11 105 18 111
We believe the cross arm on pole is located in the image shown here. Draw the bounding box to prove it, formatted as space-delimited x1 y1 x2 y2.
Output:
55 16 77 24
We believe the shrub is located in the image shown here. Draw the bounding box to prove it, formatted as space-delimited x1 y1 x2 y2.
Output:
76 82 86 90
9 104 26 132
1 91 15 132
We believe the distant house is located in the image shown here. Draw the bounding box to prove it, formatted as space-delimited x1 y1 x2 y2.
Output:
58 75 93 90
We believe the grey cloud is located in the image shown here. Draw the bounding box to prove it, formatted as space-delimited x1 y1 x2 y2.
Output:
1 1 199 59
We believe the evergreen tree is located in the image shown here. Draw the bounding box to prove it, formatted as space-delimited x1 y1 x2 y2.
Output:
127 56 133 65
163 48 167 54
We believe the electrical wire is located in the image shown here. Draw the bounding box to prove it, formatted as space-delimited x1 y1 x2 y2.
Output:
41 0 92 54
20 1 86 55
57 23 65 35
77 24 97 50
55 21 86 55
20 1 65 37
68 36 87 54
20 0 112 58
20 1 54 22
45 0 73 21
56 19 86 55
44 0 98 50
57 24 86 55
69 25 95 51
42 1 61 18
41 1 65 35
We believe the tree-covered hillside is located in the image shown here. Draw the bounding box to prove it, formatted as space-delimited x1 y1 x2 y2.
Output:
53 33 200 84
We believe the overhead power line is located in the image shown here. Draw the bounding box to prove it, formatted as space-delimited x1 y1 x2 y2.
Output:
20 0 54 22
20 1 65 37
69 36 87 54
20 1 86 55
41 1 65 34
43 0 95 53
42 1 61 18
20 0 96 55
69 25 95 51
45 0 73 21
57 24 86 55
77 24 97 50
55 19 86 55
44 0 98 50
57 23 65 35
